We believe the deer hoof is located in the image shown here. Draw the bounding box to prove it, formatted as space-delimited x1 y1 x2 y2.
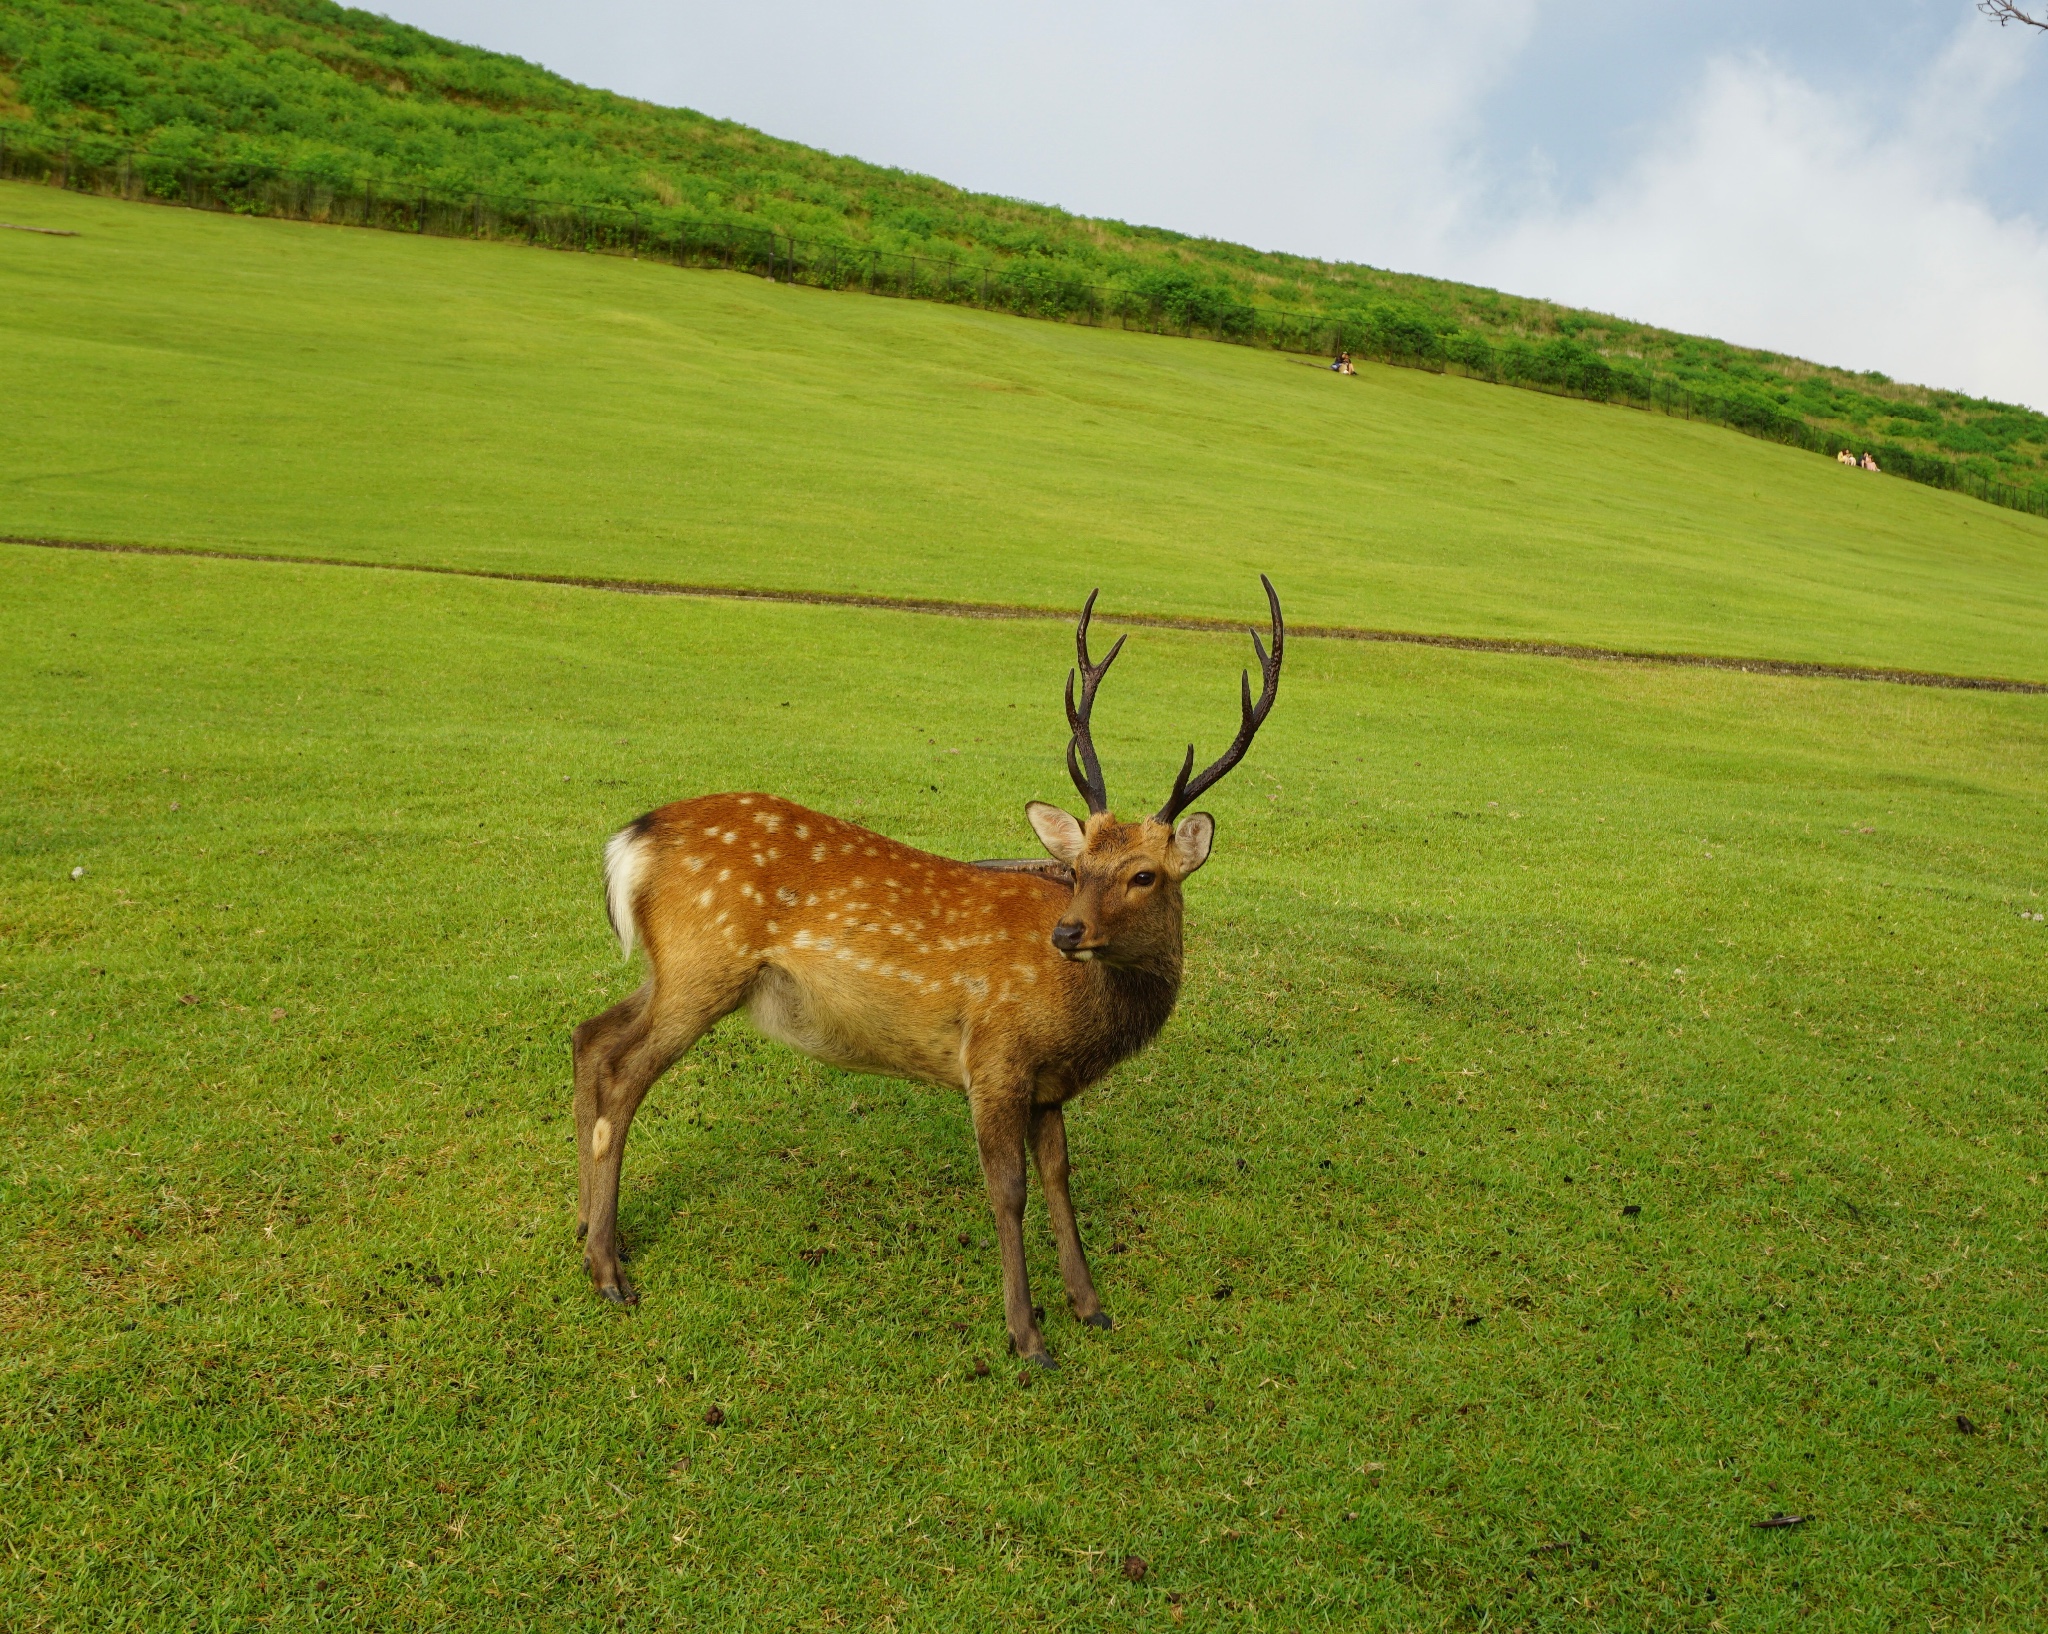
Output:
575 1221 588 1241
1081 1311 1113 1331
587 1260 639 1305
1022 1351 1058 1371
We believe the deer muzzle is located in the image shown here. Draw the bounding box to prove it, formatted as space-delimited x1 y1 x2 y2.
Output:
1050 920 1095 959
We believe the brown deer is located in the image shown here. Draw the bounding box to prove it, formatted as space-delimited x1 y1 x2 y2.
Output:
571 579 1283 1367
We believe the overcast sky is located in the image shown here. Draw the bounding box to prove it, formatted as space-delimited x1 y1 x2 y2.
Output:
376 1 2048 408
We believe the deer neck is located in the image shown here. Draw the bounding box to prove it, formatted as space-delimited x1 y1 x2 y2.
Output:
1067 939 1182 1086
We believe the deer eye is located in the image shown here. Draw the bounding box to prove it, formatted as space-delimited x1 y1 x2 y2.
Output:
1129 871 1157 889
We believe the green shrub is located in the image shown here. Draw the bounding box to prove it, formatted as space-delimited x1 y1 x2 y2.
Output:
1939 424 2000 454
1443 331 1496 375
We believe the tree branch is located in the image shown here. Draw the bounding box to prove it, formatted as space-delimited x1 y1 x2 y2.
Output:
1980 0 2048 29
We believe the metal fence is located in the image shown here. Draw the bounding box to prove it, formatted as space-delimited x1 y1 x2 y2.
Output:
6 125 2044 524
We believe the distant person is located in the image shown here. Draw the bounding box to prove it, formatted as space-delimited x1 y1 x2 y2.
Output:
1862 452 1879 472
1332 351 1354 375
1837 449 1854 466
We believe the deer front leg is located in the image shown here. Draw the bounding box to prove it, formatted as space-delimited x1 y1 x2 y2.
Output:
970 1088 1053 1368
1029 1103 1109 1331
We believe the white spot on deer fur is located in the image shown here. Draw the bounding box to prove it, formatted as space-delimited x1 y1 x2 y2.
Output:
738 796 754 805
795 825 809 840
812 844 828 862
841 843 854 854
805 893 818 906
704 826 720 837
722 831 737 844
777 887 799 906
591 1118 613 1160
719 868 731 882
793 929 814 948
684 855 704 873
752 853 765 866
766 920 779 934
699 888 715 907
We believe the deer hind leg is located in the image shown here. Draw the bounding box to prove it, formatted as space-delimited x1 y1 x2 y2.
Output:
1029 1103 1109 1331
571 970 743 1305
970 1084 1054 1367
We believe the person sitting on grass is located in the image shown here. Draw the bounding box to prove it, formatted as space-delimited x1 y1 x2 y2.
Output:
1862 451 1880 472
1837 448 1855 466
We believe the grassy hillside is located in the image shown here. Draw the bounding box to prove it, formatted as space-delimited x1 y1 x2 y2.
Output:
5 541 2045 1628
4 0 2047 494
7 180 2048 683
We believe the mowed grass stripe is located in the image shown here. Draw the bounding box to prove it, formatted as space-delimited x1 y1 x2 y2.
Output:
4 545 2045 1628
12 533 2046 696
7 181 2048 681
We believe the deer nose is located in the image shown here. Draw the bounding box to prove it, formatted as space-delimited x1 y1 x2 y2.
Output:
1050 921 1086 955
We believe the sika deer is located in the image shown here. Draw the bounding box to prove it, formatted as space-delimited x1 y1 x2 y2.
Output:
571 579 1283 1366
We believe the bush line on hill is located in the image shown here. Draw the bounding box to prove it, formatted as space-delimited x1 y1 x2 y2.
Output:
6 127 2045 527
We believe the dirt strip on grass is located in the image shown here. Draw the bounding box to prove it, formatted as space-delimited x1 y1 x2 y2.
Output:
9 532 2046 695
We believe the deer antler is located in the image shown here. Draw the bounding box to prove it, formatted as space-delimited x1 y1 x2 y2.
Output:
1155 575 1283 823
1064 589 1127 815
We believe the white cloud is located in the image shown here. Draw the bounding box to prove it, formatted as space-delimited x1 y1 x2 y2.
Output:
1442 24 2048 407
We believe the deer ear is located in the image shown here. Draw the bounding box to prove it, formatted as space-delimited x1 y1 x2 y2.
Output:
1168 812 1215 878
1026 801 1086 865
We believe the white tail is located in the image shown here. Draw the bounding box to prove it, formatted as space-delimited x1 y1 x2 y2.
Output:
602 821 653 960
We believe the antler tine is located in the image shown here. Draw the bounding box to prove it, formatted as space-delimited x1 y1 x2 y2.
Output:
1063 589 1127 815
1155 574 1284 823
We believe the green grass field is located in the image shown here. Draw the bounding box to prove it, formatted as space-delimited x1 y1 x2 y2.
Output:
6 180 2048 682
5 542 2045 1630
4 177 2047 1629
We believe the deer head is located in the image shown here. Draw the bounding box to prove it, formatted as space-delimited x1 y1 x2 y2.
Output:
1024 578 1283 967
